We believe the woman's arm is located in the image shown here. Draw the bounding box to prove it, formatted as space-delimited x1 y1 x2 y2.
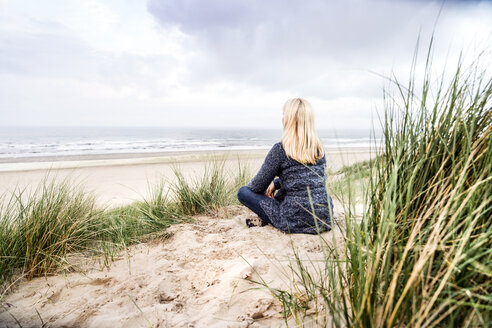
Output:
247 143 282 194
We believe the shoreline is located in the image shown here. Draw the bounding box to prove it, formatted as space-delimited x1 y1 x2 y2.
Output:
0 149 269 173
0 148 270 164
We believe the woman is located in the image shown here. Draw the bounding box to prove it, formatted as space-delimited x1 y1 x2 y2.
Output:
237 98 334 234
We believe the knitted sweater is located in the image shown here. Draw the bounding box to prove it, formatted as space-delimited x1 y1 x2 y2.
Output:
247 142 333 234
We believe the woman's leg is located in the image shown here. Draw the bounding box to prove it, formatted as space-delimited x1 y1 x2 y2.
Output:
237 186 273 225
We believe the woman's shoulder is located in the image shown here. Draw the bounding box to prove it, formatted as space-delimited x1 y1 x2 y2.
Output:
272 142 325 166
269 142 285 155
263 142 286 165
274 141 283 150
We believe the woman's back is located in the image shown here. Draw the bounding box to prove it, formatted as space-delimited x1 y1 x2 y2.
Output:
277 149 327 197
247 142 332 234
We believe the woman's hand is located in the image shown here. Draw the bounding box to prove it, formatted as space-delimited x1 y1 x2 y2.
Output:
265 182 275 199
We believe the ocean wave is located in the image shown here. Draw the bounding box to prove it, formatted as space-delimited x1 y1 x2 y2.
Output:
0 127 380 159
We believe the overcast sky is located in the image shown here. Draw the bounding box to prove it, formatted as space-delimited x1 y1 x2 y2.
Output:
0 0 491 129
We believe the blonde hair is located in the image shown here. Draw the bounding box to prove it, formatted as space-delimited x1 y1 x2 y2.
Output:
281 98 324 164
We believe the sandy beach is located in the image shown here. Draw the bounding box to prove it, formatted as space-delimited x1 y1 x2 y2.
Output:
0 148 372 207
0 204 349 328
0 148 371 327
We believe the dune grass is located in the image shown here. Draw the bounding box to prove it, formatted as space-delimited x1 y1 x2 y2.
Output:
0 160 252 295
345 53 492 327
0 176 103 283
169 159 252 216
258 41 492 327
352 43 491 327
171 161 232 215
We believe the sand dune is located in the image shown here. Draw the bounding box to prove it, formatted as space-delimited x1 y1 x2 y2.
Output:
0 149 369 327
0 203 346 328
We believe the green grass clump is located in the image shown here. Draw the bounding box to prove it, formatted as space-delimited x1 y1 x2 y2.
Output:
94 183 191 262
170 160 251 215
345 53 492 327
137 180 189 229
0 176 103 283
259 40 492 327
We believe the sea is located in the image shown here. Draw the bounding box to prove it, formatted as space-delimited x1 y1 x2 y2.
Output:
0 127 381 159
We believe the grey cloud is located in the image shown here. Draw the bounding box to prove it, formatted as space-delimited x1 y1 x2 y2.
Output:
147 0 490 99
0 19 179 95
147 0 257 30
0 26 98 79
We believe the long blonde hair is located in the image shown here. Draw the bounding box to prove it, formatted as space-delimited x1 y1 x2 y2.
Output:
281 98 324 164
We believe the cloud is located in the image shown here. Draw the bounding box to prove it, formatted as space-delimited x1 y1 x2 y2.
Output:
1 0 491 128
0 23 98 79
147 0 492 99
0 6 186 97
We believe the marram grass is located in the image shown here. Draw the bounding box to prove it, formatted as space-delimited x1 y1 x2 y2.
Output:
0 176 103 284
259 43 491 327
355 46 492 328
170 160 251 215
